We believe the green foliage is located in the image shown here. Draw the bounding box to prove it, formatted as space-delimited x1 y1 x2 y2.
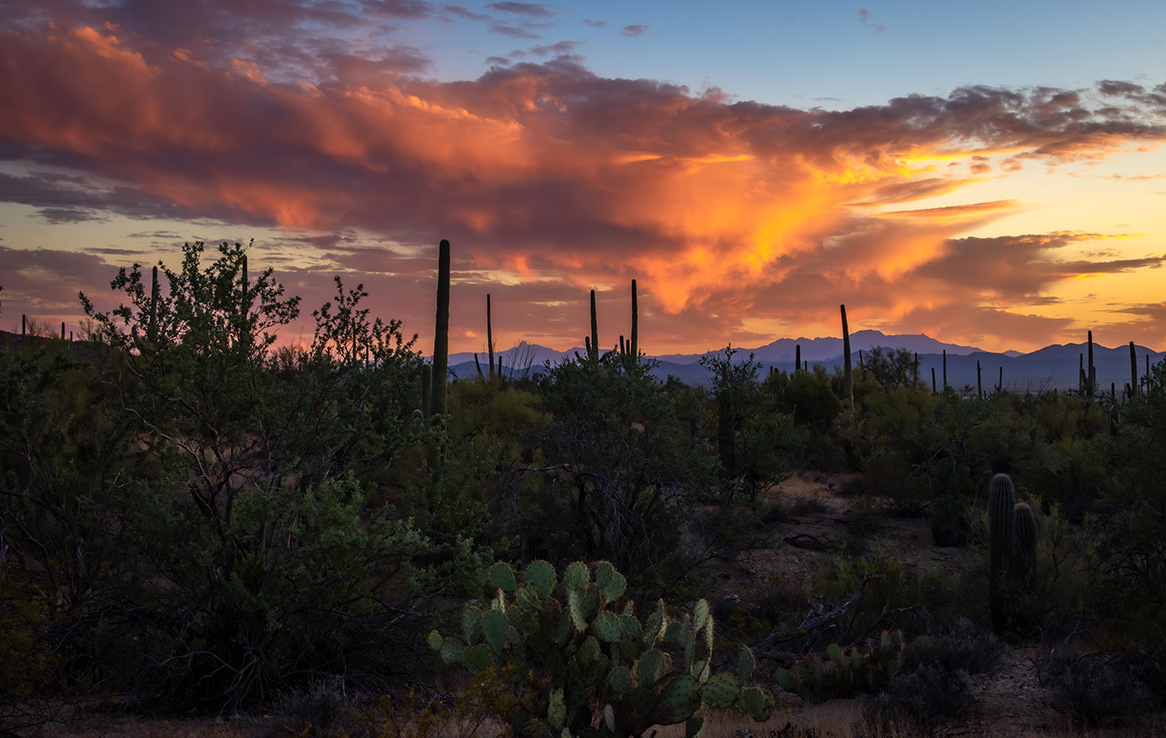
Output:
813 543 965 642
109 465 483 710
526 351 719 591
860 347 922 391
429 559 773 738
54 243 471 709
700 346 800 503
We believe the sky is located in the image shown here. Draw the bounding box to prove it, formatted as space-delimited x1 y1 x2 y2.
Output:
2 1 1165 356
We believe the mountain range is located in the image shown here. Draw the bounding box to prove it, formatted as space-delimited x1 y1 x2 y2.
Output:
448 331 1165 392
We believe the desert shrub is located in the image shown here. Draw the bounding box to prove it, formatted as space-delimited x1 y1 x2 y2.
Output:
860 347 923 392
789 496 829 516
271 677 358 738
526 351 722 595
1044 648 1158 727
900 617 1004 676
702 347 800 502
812 544 965 646
1100 358 1166 670
864 662 976 736
764 364 844 433
63 243 479 710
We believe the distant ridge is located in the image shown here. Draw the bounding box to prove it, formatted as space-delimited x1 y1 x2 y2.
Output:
657 330 984 365
445 332 1164 391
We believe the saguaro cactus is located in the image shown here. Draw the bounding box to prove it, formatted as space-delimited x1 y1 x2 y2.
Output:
148 265 159 344
487 293 495 381
1129 341 1138 400
589 289 599 364
795 344 801 373
1013 502 1037 589
989 473 1017 635
1088 330 1096 394
431 239 450 415
841 304 853 413
421 363 432 419
630 279 638 360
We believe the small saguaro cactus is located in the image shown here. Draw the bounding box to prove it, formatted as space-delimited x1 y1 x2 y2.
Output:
1013 502 1038 590
988 473 1016 635
429 560 773 738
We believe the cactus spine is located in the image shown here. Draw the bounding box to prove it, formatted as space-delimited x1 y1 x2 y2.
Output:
841 304 853 414
989 473 1017 635
432 239 450 415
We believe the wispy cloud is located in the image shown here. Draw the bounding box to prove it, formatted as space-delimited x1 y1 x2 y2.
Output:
619 24 649 37
859 8 886 33
485 2 554 17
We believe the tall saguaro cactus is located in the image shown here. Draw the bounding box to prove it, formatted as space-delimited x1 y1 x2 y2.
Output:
431 239 451 415
841 304 853 414
589 289 599 365
487 293 495 381
1082 328 1091 396
148 265 160 344
630 279 638 361
989 473 1017 635
1129 341 1138 400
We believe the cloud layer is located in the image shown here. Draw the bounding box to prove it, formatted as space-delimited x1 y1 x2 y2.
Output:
2 3 1165 352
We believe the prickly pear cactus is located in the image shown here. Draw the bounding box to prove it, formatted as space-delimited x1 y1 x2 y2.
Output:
774 630 906 703
429 559 773 738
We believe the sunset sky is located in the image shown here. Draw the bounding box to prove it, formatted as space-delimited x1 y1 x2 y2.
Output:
2 1 1165 356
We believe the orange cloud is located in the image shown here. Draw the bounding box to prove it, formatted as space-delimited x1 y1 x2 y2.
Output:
2 18 1166 353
